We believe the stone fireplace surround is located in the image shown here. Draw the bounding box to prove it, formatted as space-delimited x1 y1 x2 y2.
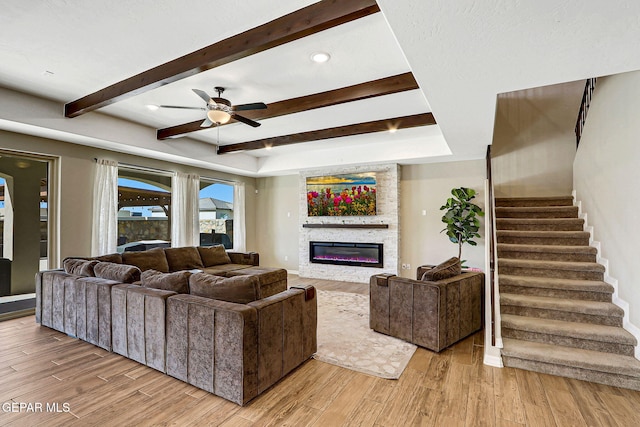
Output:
299 164 399 283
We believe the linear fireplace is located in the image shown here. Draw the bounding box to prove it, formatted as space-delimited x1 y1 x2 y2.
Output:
309 241 383 268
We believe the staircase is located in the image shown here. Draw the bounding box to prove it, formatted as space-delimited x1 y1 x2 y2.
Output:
496 196 640 390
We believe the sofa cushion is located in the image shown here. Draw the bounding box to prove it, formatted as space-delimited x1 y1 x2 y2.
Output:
63 258 98 277
141 269 191 294
91 253 123 264
122 247 170 272
421 257 461 281
189 273 260 304
94 262 141 283
197 245 231 267
164 247 204 272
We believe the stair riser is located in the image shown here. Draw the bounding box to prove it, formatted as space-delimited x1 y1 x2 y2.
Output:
500 305 622 327
495 199 574 208
501 328 635 356
498 266 604 281
497 250 596 263
502 357 640 391
496 208 579 219
496 221 584 231
497 236 590 246
499 285 612 302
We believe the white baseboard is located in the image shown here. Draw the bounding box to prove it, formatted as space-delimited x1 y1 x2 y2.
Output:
287 269 300 275
483 352 504 368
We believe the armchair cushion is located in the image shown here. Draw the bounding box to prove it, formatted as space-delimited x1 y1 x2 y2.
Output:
421 257 461 281
141 269 191 294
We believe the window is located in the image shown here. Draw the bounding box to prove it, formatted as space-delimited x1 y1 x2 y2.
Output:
117 169 171 252
199 180 234 249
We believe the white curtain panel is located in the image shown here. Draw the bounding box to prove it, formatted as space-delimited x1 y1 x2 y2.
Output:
172 172 200 247
91 159 119 256
233 181 246 252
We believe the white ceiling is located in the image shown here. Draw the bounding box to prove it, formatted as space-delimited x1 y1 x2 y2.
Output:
1 1 640 177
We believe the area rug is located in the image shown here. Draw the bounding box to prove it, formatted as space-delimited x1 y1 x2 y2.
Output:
313 290 417 379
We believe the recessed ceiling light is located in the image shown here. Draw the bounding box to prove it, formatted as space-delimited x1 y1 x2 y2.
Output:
146 104 159 111
310 52 331 63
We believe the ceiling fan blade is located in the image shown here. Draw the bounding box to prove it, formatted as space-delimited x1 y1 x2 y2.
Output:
233 114 261 128
192 89 212 103
233 102 267 111
158 105 206 110
200 117 214 127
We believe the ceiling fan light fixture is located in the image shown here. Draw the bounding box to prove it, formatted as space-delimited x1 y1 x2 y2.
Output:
310 51 331 63
207 109 231 124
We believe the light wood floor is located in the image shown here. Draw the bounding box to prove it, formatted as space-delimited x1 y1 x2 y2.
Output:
2 276 640 426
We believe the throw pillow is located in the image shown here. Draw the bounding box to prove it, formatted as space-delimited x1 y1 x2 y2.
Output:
94 262 141 283
197 245 231 267
164 247 204 272
122 247 170 272
90 253 123 264
141 269 191 294
189 273 259 304
421 257 461 281
63 258 98 277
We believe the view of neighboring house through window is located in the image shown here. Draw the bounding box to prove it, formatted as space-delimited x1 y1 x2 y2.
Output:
199 180 234 249
117 169 171 253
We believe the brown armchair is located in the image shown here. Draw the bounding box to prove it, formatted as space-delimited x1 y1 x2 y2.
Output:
369 266 484 352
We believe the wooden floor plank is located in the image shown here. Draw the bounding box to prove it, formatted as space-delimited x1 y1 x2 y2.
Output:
494 368 526 425
2 275 640 426
545 389 588 427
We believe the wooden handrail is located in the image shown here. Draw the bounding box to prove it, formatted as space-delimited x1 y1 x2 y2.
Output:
575 78 597 147
486 145 496 346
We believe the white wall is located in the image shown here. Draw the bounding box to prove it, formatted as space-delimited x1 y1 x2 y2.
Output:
492 81 584 197
255 175 300 271
399 160 486 277
574 70 640 327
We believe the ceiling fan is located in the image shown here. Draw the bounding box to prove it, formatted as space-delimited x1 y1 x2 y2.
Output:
157 87 267 128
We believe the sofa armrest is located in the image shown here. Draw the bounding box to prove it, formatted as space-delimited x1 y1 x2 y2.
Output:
165 294 259 405
247 287 317 394
369 274 396 334
227 251 259 266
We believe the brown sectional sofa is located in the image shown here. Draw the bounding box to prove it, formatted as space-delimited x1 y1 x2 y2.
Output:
35 246 317 405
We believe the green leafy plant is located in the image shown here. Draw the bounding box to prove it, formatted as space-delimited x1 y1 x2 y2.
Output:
440 187 485 261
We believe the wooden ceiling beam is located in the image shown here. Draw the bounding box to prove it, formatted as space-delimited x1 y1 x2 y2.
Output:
216 113 436 154
64 0 380 118
156 72 419 140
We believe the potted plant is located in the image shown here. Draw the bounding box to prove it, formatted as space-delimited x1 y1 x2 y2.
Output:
440 187 484 263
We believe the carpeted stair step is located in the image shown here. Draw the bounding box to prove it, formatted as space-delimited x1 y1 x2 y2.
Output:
500 293 623 326
501 338 640 391
499 275 614 302
501 314 636 356
495 196 574 208
497 230 590 246
495 206 579 219
497 243 597 262
496 218 584 232
498 259 605 281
